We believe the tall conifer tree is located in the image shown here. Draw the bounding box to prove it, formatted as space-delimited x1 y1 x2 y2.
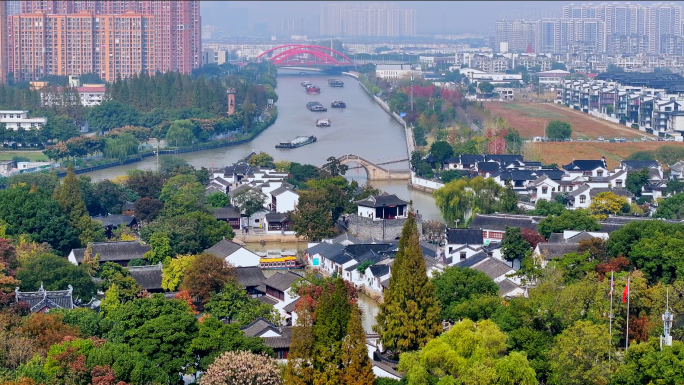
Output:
55 165 104 245
340 306 375 385
312 278 352 384
373 212 441 355
285 297 316 385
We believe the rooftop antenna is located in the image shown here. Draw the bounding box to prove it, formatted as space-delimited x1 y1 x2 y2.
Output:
661 287 673 349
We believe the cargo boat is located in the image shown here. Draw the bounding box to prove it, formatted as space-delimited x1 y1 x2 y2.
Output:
275 135 317 149
316 118 331 127
328 79 344 87
331 100 346 108
306 101 327 112
305 84 321 93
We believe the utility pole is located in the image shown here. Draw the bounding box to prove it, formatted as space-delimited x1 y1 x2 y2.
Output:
661 287 673 349
411 74 414 111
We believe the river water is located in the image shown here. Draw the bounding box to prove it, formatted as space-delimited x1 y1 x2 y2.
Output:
83 72 440 220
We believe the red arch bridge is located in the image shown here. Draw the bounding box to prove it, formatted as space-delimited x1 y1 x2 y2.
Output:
254 44 354 67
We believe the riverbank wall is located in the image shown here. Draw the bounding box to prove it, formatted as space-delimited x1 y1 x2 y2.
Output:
408 172 444 194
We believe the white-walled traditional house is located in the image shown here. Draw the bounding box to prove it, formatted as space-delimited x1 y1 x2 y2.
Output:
205 239 261 267
270 186 299 213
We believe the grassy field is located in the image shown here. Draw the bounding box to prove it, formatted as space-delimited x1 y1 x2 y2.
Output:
486 102 647 140
532 141 684 169
0 150 48 162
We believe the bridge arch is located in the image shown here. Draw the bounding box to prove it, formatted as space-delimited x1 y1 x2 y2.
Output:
254 44 354 66
334 154 410 181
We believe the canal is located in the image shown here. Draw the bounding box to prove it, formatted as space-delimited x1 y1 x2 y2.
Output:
84 71 441 220
85 72 444 332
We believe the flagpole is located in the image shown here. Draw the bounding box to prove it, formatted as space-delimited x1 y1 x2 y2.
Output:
609 271 613 364
625 277 630 350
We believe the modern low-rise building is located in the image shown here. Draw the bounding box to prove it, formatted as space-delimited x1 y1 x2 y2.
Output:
0 110 47 130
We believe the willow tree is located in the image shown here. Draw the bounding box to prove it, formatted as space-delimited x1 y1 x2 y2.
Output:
374 212 441 355
434 176 518 226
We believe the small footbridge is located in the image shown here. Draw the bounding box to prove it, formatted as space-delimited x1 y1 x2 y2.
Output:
336 154 410 181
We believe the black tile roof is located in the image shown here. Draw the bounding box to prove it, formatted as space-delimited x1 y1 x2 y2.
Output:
265 213 290 223
71 241 150 263
126 264 162 291
263 271 302 292
469 215 539 232
485 154 523 163
621 160 659 170
91 215 136 228
589 188 634 198
235 266 266 288
452 252 488 268
477 162 500 172
212 207 241 220
446 228 483 245
283 298 301 313
563 159 606 171
205 239 243 257
369 265 390 277
356 194 408 208
15 286 75 312
497 279 521 296
537 243 579 259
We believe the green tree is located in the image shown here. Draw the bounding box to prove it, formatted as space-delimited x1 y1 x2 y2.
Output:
432 266 499 320
502 226 531 264
612 339 684 385
340 306 375 385
247 152 275 168
434 176 517 226
529 199 566 216
140 211 234 255
546 121 572 140
104 294 198 385
231 187 265 224
165 119 196 147
478 81 495 94
190 316 273 373
398 319 537 385
87 101 140 132
55 165 105 245
429 140 454 169
205 280 280 326
103 133 139 163
0 185 80 255
16 253 96 299
536 209 601 238
161 254 195 291
144 233 173 264
312 278 353 384
625 168 649 196
323 156 349 177
207 192 230 208
51 307 104 337
374 213 441 355
290 188 338 241
548 320 611 385
86 342 169 385
159 174 207 217
654 192 684 219
125 169 165 199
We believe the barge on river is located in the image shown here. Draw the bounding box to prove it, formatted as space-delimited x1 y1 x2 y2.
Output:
305 84 321 93
328 79 344 87
306 101 327 112
331 100 346 108
275 135 317 149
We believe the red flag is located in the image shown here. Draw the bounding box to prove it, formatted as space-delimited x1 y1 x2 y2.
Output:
622 281 629 303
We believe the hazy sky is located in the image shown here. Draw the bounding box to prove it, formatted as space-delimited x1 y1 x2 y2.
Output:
200 1 677 36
